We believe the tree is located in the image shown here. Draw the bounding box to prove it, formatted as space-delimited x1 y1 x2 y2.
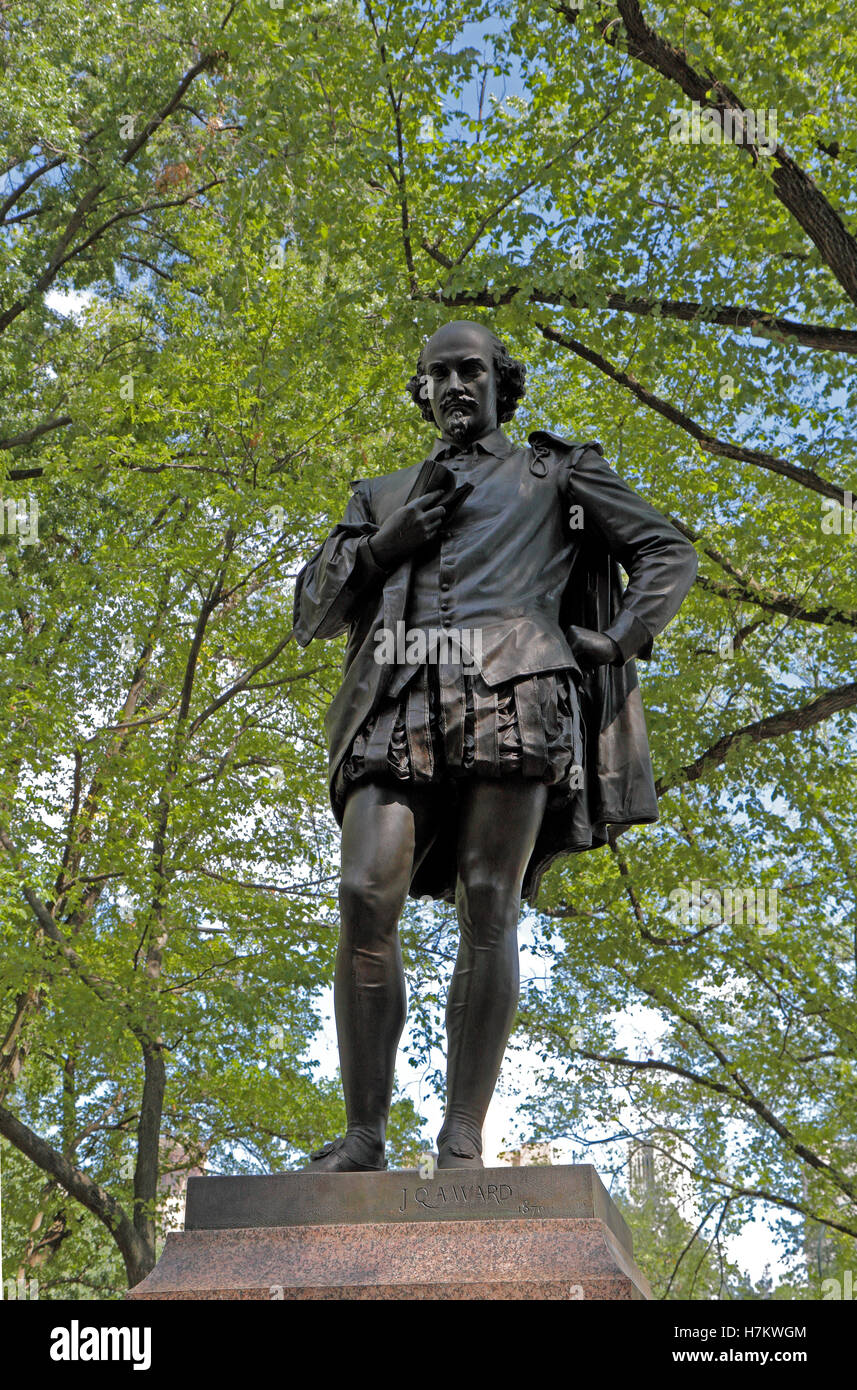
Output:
2 0 855 1295
1 0 424 1290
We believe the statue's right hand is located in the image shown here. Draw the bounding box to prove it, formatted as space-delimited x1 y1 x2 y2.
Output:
368 489 447 569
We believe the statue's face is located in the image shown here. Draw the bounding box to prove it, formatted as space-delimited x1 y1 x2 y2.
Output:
422 322 499 445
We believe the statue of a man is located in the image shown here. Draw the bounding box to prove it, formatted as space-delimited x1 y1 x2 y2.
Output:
293 320 697 1172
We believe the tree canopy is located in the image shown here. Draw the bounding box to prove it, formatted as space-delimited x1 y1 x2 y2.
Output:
1 0 855 1296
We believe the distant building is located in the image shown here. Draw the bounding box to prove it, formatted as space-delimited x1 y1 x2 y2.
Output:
801 1160 856 1281
497 1141 560 1167
628 1136 699 1224
158 1141 206 1234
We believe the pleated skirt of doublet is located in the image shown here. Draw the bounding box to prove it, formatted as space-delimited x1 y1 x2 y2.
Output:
336 663 584 807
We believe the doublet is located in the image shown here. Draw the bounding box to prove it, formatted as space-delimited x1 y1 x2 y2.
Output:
293 426 697 901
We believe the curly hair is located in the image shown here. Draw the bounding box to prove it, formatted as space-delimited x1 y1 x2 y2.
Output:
406 329 526 425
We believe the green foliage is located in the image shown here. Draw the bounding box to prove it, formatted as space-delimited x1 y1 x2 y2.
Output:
1 0 855 1296
618 1181 751 1301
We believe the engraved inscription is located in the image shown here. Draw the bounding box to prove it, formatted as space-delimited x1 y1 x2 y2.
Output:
398 1181 515 1212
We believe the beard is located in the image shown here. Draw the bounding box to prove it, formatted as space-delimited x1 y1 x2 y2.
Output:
444 401 475 441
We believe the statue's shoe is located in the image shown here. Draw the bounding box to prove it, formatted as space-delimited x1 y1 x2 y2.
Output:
436 1133 484 1170
306 1137 387 1172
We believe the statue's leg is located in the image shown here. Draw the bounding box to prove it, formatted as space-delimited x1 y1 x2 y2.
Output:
438 778 548 1168
321 779 440 1170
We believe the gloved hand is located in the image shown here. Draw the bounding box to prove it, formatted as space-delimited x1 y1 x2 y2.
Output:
566 625 622 667
367 489 447 569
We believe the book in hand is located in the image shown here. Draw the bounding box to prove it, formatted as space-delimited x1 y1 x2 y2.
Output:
407 458 474 519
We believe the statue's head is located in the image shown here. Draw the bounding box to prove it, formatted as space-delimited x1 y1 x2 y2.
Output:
407 320 526 445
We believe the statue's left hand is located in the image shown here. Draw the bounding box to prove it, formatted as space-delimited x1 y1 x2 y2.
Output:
566 625 620 667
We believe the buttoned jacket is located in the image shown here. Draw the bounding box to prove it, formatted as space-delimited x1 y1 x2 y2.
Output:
293 428 697 902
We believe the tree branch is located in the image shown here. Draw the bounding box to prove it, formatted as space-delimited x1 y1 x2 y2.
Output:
0 154 66 223
426 267 857 356
0 824 154 1045
656 679 857 796
595 0 857 307
665 514 857 628
625 971 857 1200
0 1100 151 1285
538 321 846 501
0 415 72 451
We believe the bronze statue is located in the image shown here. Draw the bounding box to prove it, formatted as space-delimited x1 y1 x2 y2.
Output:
293 320 697 1172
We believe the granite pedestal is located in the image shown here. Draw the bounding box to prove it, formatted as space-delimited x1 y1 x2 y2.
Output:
128 1164 652 1300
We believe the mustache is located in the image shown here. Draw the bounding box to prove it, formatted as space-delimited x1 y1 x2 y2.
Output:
442 394 476 411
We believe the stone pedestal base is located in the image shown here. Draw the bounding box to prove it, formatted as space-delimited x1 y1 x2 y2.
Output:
128 1164 651 1301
